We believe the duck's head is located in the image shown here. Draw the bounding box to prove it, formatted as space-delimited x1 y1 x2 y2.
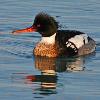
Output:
12 12 58 37
33 12 58 37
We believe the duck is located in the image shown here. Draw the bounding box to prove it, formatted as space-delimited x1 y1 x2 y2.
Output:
12 12 96 57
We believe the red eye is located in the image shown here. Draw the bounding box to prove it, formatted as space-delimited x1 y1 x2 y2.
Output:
37 24 41 27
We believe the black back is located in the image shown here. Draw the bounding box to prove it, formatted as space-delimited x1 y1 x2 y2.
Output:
55 30 85 56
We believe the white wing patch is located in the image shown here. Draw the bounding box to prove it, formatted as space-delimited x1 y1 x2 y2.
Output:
66 34 88 49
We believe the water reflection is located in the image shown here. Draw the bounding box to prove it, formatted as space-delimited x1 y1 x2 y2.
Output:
11 53 96 97
26 57 58 96
26 56 85 96
34 56 85 72
26 75 57 96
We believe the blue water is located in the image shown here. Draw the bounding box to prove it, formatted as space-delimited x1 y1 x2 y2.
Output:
0 0 100 100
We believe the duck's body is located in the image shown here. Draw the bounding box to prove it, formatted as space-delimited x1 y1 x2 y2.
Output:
34 30 95 57
12 12 96 57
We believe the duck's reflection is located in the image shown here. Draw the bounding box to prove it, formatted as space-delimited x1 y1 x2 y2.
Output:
26 74 57 89
11 53 95 97
26 57 57 92
65 57 85 72
26 56 85 96
26 57 58 96
34 57 57 90
35 56 85 72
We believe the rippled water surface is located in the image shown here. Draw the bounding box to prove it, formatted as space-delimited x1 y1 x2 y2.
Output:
0 0 100 100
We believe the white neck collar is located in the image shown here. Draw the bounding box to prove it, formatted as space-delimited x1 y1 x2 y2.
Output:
40 33 56 44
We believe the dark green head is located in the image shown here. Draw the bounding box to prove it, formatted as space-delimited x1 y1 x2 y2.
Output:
33 12 58 37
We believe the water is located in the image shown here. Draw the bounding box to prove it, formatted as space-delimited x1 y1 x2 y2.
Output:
0 0 100 100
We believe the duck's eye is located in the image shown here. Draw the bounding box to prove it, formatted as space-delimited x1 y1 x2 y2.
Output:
37 24 41 27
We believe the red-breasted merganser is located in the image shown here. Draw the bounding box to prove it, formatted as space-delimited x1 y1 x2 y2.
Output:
12 12 96 57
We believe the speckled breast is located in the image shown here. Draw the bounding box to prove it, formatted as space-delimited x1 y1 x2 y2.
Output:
34 43 59 57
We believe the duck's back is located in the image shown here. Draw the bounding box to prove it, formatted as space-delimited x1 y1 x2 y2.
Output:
55 30 96 56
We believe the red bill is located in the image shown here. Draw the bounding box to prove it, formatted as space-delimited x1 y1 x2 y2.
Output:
12 25 37 35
